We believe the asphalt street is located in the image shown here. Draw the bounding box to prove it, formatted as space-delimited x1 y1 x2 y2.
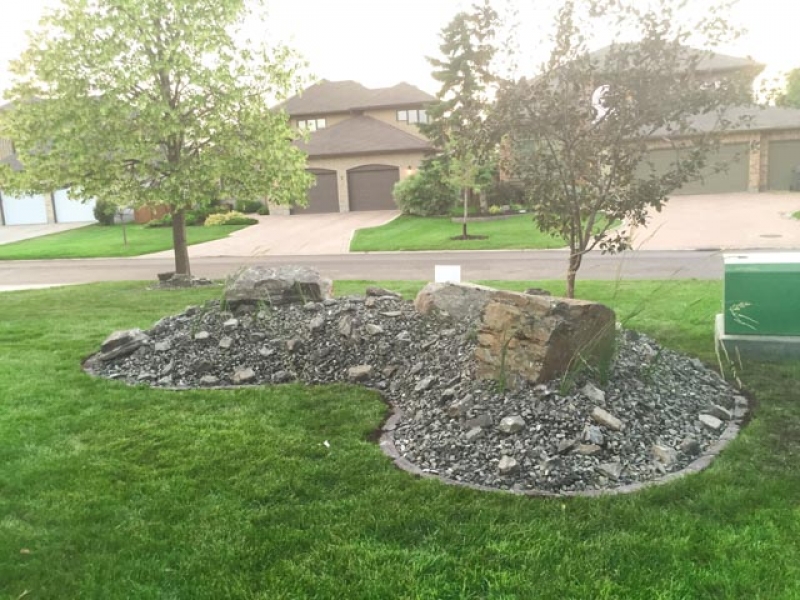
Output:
0 249 732 291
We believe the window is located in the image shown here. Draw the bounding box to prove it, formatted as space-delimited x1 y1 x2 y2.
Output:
297 118 326 132
397 109 428 124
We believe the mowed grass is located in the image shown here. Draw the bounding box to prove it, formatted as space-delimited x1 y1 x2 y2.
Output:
1 280 800 599
0 222 252 260
350 214 568 251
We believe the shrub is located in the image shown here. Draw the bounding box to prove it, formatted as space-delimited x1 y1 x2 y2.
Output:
235 199 265 214
145 213 173 228
486 180 527 208
93 199 118 225
394 160 459 216
257 205 270 216
488 205 503 215
204 211 258 226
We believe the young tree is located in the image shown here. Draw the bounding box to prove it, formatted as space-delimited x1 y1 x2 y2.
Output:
422 1 501 238
776 68 800 108
0 0 311 277
496 0 744 298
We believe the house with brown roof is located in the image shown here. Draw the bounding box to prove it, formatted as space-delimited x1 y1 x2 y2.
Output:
278 80 435 213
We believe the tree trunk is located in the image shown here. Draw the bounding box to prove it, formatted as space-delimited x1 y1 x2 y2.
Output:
566 249 583 299
462 188 469 238
172 209 191 277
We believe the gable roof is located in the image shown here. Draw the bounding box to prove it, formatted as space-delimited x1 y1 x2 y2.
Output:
650 105 800 138
588 44 764 74
282 80 435 117
294 115 433 158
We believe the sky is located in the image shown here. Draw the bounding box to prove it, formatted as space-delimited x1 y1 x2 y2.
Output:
1 0 798 101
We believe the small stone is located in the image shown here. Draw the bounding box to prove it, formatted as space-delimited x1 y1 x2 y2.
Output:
380 311 403 318
582 425 605 446
348 365 373 382
218 336 234 350
154 340 172 353
364 297 378 308
557 438 578 455
366 286 401 298
652 444 678 466
577 444 603 456
382 365 399 378
303 301 318 311
498 455 519 475
286 338 302 353
223 318 239 330
309 314 325 333
414 376 435 392
396 331 412 342
191 359 214 374
272 370 294 383
733 405 748 420
582 383 606 405
705 404 732 421
498 415 525 434
680 437 702 456
232 367 257 384
465 415 493 429
194 331 210 341
734 395 748 408
441 388 457 401
338 315 354 337
365 324 384 336
592 407 624 431
447 396 473 418
699 414 724 431
465 427 484 441
596 461 623 480
157 376 173 386
199 375 219 386
258 346 275 358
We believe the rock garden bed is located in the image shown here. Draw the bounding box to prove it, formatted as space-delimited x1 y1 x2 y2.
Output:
84 267 748 496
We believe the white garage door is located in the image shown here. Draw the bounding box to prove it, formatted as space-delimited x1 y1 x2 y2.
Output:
53 189 96 223
1 192 48 225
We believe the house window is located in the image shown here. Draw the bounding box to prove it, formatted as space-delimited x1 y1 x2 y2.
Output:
297 118 326 132
397 109 428 124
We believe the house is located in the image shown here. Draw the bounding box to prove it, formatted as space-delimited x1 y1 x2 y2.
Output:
279 80 435 214
0 102 97 226
508 45 800 195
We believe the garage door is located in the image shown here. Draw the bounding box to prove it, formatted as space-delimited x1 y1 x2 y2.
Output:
768 140 800 191
641 144 749 195
293 169 339 214
53 189 96 223
1 192 48 225
347 165 400 211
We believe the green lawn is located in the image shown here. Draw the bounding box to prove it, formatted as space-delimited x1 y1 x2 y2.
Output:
1 280 799 599
350 214 569 251
0 223 252 260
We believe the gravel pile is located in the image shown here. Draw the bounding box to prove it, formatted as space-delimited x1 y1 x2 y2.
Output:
85 290 746 494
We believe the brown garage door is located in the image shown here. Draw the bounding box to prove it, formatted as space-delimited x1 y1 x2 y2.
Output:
640 144 749 195
768 140 800 191
347 165 400 211
293 169 339 214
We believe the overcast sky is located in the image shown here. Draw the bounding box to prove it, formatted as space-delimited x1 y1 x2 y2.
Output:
1 0 798 101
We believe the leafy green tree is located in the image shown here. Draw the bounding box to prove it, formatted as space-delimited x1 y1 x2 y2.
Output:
0 0 310 277
496 0 743 298
422 0 501 238
776 68 800 108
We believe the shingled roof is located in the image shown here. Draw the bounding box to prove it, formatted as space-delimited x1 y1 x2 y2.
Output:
282 80 435 117
589 44 764 74
294 115 433 158
649 105 800 138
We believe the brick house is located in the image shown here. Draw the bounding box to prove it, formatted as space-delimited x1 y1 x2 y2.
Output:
279 80 435 214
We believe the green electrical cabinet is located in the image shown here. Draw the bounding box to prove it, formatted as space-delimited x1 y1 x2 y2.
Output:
724 253 800 336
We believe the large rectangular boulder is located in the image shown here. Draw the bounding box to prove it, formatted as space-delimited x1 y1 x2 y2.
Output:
474 291 616 388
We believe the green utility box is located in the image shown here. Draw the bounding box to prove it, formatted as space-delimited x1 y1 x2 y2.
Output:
724 253 800 336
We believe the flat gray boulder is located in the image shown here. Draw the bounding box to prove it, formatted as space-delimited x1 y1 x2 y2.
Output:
224 266 332 309
97 329 150 361
414 282 496 321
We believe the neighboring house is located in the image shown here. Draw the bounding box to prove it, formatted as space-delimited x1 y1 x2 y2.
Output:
279 80 435 214
0 102 96 226
511 45 800 195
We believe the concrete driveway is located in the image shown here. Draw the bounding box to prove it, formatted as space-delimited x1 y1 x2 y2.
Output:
140 210 400 258
0 222 94 245
630 192 800 251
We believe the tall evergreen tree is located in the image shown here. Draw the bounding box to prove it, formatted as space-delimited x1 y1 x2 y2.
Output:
421 1 501 238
